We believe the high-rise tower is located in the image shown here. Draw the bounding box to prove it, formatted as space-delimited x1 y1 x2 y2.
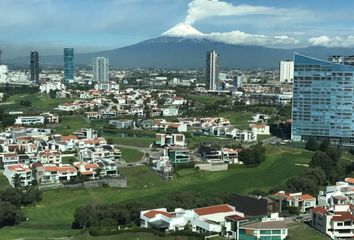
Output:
30 51 40 83
92 57 109 82
205 51 219 90
64 48 74 83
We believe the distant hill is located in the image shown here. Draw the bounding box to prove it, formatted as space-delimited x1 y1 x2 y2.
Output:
5 37 354 69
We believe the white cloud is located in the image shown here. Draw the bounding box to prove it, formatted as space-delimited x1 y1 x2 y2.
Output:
185 0 305 24
162 23 299 48
309 35 354 47
205 31 299 47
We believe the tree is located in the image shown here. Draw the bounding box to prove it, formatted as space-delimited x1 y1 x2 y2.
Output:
238 143 266 166
310 151 333 174
305 137 319 151
0 201 24 228
320 139 330 152
12 174 22 189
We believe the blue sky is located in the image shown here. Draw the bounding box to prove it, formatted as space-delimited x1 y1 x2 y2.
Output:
1 0 354 58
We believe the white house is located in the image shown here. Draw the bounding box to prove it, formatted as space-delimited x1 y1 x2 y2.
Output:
4 164 33 187
15 116 45 125
141 204 244 237
249 124 270 135
40 81 66 93
38 150 61 164
312 204 354 239
273 191 316 213
318 181 354 207
162 107 179 117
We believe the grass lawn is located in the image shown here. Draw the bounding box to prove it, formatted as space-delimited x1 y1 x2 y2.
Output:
184 94 220 106
187 135 236 148
288 222 327 240
62 156 78 165
2 94 75 113
221 111 254 129
0 173 10 191
119 147 144 163
53 116 91 135
0 145 314 239
103 133 153 148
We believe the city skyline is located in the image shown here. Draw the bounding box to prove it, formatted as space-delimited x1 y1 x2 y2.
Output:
1 0 354 59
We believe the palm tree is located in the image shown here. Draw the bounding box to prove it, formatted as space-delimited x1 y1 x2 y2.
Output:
12 173 22 189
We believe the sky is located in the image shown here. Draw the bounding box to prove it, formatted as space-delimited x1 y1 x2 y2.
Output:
1 0 354 58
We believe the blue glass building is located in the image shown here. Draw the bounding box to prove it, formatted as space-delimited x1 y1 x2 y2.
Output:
64 48 74 83
292 54 354 144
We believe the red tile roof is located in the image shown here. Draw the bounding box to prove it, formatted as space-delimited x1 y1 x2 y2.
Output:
57 166 77 173
332 212 354 222
226 214 247 222
7 164 29 172
312 206 326 215
143 210 173 219
300 194 315 201
345 178 354 184
194 204 234 216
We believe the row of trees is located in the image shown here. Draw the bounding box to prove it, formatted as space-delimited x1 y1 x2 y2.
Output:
0 187 42 228
72 192 229 229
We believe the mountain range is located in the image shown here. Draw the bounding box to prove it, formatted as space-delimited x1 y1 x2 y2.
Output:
5 24 354 69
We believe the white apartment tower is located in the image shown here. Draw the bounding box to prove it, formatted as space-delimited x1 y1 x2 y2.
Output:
279 60 294 83
92 57 109 82
206 51 219 90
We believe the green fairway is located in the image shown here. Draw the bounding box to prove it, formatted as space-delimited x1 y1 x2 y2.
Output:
288 222 326 240
0 145 314 239
2 94 75 113
119 147 144 163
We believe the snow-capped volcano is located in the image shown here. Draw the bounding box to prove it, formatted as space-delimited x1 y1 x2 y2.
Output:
162 23 203 37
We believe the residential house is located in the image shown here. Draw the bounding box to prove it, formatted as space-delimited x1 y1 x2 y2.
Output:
155 134 185 147
222 148 241 164
149 156 173 180
0 153 19 168
312 204 354 239
167 147 190 164
198 143 222 163
166 123 187 133
318 181 354 207
109 119 134 129
15 116 45 125
40 112 59 124
74 162 99 178
85 112 101 119
40 165 77 184
236 213 288 240
272 191 316 213
140 204 245 237
38 150 61 164
162 107 179 117
4 164 33 187
249 124 270 135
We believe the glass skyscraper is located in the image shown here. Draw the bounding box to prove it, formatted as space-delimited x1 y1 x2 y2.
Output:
30 51 39 83
64 48 74 83
292 53 354 144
